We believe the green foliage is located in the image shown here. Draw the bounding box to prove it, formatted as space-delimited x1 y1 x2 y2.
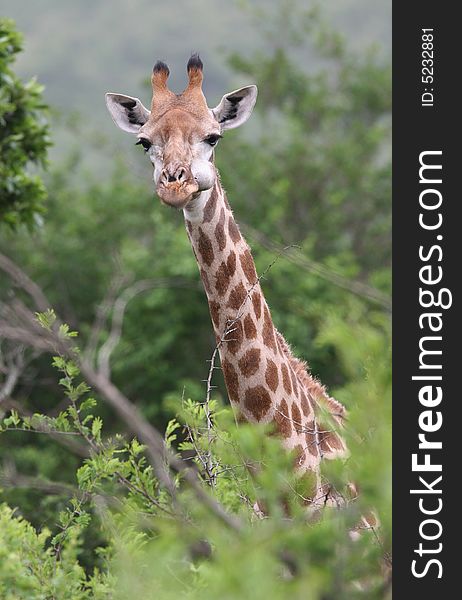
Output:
0 503 110 599
0 18 50 229
0 312 390 597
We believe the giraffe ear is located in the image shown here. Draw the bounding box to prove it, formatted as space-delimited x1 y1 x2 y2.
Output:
105 93 150 133
212 85 258 131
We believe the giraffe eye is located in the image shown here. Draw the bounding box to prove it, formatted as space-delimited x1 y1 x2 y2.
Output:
204 134 221 147
136 138 151 152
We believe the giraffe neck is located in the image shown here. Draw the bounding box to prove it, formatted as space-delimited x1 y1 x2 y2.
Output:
183 178 331 479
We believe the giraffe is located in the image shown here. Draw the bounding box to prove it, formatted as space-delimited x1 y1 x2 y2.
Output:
105 55 348 506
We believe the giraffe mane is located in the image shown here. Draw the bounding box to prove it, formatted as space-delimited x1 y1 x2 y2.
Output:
274 329 348 459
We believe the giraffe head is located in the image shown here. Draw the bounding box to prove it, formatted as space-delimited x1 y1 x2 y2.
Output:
105 55 257 209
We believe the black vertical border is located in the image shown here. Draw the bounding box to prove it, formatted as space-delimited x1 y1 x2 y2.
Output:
393 2 459 595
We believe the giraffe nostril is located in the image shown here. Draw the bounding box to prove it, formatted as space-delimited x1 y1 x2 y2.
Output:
176 167 186 182
160 166 190 186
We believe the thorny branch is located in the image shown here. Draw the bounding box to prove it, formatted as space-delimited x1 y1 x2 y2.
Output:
196 244 299 495
196 240 352 511
204 242 299 413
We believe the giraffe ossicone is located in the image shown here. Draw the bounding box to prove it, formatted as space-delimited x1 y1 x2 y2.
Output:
105 55 348 506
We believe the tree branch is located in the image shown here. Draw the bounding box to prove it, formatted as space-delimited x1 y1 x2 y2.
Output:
0 253 243 532
96 277 188 379
0 344 25 405
0 253 49 312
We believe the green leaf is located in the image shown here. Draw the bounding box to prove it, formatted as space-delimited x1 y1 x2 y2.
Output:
130 438 146 457
91 416 103 441
3 409 20 427
80 397 97 412
35 309 56 330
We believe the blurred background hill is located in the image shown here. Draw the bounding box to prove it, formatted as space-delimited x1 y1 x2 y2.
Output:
3 0 390 169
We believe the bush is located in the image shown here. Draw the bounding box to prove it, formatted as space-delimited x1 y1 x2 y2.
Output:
0 310 390 598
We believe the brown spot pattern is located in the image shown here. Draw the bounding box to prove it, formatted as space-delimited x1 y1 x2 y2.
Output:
281 364 292 395
209 300 220 330
300 391 312 418
262 306 277 353
225 317 243 355
238 348 261 377
265 359 279 392
274 399 292 438
252 292 262 320
226 251 236 277
291 402 302 433
215 262 231 296
306 432 319 457
244 385 272 421
240 249 258 284
318 426 345 453
243 313 257 339
318 430 330 454
227 282 247 311
228 218 241 243
201 269 211 295
185 220 193 236
222 359 239 404
214 209 226 251
203 187 218 223
198 228 214 267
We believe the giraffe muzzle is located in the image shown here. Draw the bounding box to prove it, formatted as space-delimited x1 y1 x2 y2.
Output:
156 166 200 208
